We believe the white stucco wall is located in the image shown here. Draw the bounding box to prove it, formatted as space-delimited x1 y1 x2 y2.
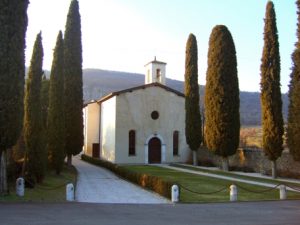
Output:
114 86 189 164
100 96 117 162
83 102 100 157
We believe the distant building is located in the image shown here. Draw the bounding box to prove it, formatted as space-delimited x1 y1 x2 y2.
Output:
83 58 189 164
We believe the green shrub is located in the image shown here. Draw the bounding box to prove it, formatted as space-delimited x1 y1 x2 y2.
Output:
81 154 173 199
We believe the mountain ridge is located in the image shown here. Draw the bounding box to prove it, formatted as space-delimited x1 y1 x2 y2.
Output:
44 68 288 126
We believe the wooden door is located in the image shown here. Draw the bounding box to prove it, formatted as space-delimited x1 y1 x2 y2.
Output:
92 143 100 158
148 137 161 163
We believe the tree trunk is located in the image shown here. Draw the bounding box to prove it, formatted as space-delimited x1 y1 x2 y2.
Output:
21 152 27 177
192 151 198 166
271 160 277 179
0 150 8 195
67 154 72 167
221 157 229 171
56 168 61 175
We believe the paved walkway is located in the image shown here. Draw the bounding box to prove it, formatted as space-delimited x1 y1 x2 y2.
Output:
159 164 300 192
73 156 169 204
183 164 300 184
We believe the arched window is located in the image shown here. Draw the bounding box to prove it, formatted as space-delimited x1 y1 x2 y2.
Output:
129 130 136 156
173 131 179 156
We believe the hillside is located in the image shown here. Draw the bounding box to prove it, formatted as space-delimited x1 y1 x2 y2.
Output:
80 69 288 126
82 69 185 100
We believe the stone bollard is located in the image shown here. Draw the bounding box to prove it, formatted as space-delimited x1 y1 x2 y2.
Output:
16 177 25 197
171 185 179 203
230 184 238 202
279 185 287 200
66 183 75 201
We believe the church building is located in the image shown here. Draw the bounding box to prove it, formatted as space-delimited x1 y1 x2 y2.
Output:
83 58 190 164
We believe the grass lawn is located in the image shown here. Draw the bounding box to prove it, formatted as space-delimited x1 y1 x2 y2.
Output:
171 164 300 188
0 165 77 202
121 165 300 203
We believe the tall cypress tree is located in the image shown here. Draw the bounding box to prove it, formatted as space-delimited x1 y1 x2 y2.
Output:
41 74 50 129
260 1 283 179
204 25 240 171
64 0 83 166
24 32 46 183
287 0 300 161
48 31 65 174
184 33 202 166
40 74 49 176
0 0 28 194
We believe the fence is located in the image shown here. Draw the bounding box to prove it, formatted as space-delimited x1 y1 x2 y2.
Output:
15 177 75 201
171 182 300 203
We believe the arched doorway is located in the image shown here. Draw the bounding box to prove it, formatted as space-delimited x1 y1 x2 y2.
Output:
148 137 161 163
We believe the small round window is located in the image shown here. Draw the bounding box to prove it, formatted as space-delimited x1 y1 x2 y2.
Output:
151 111 159 120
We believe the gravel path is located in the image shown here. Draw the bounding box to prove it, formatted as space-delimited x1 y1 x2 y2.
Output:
73 156 169 204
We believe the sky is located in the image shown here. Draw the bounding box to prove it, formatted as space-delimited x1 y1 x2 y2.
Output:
25 0 296 93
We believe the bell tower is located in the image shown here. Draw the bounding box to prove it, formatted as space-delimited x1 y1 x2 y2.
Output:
145 57 167 85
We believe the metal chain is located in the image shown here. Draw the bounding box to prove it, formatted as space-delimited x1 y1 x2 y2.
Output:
282 183 300 192
179 184 228 195
234 183 281 194
179 182 300 196
24 178 74 191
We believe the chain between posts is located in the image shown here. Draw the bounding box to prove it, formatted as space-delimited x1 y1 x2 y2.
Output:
179 184 227 195
282 183 300 192
233 183 281 193
24 178 74 191
179 182 300 195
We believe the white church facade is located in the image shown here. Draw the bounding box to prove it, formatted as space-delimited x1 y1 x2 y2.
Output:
83 58 190 164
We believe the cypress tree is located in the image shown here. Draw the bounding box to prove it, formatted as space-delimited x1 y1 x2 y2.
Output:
0 0 28 194
184 33 202 166
40 74 49 174
204 25 240 171
47 31 65 174
12 131 25 162
64 0 83 166
24 32 46 183
260 1 283 178
287 0 300 161
41 74 50 129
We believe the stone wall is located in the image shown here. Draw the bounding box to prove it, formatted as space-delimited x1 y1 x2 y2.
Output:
197 148 300 178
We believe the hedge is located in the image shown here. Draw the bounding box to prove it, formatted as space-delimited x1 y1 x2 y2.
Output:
81 154 173 199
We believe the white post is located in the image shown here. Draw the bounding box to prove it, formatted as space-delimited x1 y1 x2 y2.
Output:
66 183 75 201
171 185 179 203
279 185 286 200
16 177 24 197
230 184 237 202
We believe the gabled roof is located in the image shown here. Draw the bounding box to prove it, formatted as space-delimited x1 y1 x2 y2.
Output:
84 100 98 107
144 57 167 67
96 82 184 104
